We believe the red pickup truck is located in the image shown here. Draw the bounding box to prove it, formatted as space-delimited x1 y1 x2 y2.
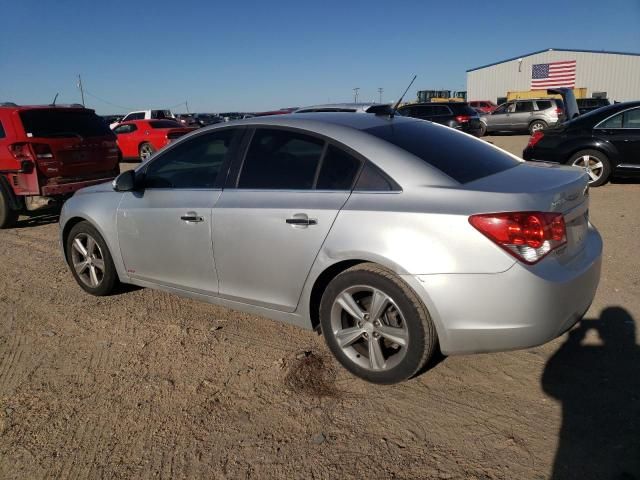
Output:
0 104 120 228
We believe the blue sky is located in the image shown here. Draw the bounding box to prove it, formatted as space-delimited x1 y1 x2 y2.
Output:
1 0 638 114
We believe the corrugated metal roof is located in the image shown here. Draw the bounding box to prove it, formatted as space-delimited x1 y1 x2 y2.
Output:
466 48 640 72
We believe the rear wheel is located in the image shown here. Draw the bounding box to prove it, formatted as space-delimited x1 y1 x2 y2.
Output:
319 263 437 384
0 185 19 229
139 142 155 161
529 120 547 134
66 221 119 296
478 123 487 137
570 149 611 187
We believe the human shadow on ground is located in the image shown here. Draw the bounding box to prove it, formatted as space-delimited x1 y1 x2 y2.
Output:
542 307 640 479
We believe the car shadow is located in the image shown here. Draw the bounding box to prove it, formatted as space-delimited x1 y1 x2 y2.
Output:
14 209 61 228
542 307 640 479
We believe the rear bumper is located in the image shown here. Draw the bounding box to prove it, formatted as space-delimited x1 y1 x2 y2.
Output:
41 176 116 196
402 225 603 355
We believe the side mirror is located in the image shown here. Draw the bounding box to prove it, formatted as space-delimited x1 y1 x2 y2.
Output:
112 170 139 192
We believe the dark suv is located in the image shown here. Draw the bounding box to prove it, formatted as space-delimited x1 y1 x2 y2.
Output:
577 98 610 115
0 104 120 228
398 102 483 136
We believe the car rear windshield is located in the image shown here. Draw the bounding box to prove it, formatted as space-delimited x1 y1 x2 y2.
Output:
364 121 519 184
149 120 182 128
19 109 112 138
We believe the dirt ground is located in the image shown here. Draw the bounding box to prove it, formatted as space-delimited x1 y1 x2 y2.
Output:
1 135 639 479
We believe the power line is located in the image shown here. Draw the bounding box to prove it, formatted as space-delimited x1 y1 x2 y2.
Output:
83 89 133 111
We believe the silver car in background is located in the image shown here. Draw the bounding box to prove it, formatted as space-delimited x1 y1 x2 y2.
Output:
480 98 564 135
59 113 602 384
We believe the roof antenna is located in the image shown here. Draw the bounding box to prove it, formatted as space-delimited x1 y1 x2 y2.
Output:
390 75 416 118
51 93 59 107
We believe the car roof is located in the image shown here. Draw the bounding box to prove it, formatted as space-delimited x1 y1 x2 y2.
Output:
0 104 91 111
295 103 390 113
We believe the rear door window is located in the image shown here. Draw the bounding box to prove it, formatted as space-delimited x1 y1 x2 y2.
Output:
516 101 534 112
365 120 519 184
238 129 324 190
535 100 552 110
432 105 452 115
19 110 113 138
623 108 640 128
149 120 182 128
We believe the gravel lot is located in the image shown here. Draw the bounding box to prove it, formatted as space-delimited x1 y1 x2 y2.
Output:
1 135 638 479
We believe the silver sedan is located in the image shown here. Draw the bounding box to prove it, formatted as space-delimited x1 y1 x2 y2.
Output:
59 113 602 384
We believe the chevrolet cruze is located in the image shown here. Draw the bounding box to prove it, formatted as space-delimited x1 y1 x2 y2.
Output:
59 113 602 384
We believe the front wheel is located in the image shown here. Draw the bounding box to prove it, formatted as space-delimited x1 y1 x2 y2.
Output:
139 142 155 161
569 149 611 187
478 123 487 137
319 263 437 384
529 120 547 134
66 221 119 296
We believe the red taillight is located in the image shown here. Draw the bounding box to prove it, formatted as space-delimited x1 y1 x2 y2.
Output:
555 107 563 115
527 131 544 148
455 115 471 123
8 143 34 161
469 212 567 264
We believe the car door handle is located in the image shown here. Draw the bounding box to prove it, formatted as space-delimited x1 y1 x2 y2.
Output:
181 212 204 223
286 216 317 226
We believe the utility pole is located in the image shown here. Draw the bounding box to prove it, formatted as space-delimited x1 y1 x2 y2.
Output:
185 101 190 113
378 88 383 103
353 87 360 103
77 74 85 106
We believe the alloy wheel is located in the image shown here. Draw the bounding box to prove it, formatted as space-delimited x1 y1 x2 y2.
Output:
531 122 545 133
330 285 409 371
572 155 604 183
140 144 154 161
70 233 105 288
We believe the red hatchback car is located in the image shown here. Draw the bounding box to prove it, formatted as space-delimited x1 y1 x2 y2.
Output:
469 100 498 114
113 119 194 161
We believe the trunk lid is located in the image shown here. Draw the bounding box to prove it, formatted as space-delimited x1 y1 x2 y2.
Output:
467 162 590 262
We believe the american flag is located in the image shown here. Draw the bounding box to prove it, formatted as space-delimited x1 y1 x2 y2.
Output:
531 60 576 89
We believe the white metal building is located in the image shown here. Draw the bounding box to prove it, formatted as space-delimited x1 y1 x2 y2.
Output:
467 48 640 103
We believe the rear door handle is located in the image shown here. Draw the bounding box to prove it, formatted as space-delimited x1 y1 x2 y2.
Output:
181 212 204 223
286 215 317 226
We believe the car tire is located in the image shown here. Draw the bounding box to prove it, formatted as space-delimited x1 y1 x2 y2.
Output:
569 149 611 187
478 123 487 137
0 184 19 229
139 142 155 162
66 221 119 296
529 120 547 134
319 263 437 384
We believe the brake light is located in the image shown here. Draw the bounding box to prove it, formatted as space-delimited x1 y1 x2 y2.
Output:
455 115 471 123
555 107 563 115
527 131 544 148
8 143 34 161
469 212 567 264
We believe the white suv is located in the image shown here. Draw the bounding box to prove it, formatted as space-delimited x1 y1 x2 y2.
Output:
109 109 175 129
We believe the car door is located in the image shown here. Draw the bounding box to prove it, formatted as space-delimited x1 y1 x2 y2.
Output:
117 128 242 294
213 128 360 312
513 101 534 130
113 123 138 158
485 102 514 130
600 107 640 163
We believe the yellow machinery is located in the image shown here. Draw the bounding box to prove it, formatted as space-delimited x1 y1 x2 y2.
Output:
506 88 587 101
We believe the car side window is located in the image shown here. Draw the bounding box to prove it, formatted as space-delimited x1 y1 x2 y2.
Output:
433 106 451 115
624 109 640 128
144 129 236 189
114 124 137 134
237 129 324 190
354 162 395 191
494 103 509 114
0 121 5 139
598 113 623 129
516 101 534 112
316 145 361 190
535 100 552 110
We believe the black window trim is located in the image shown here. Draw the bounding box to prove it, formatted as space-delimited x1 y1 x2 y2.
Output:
136 125 246 190
226 125 400 193
0 120 5 139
